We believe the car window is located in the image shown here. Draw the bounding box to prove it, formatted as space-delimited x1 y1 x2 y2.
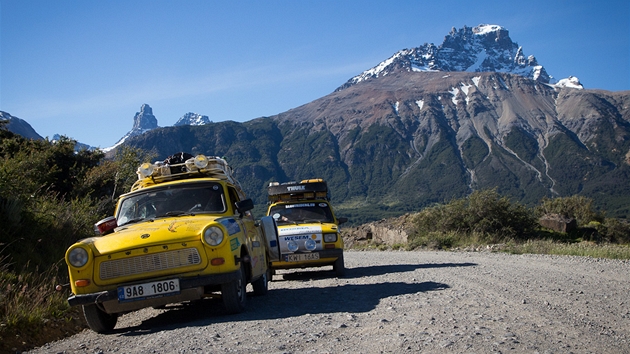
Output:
116 183 226 225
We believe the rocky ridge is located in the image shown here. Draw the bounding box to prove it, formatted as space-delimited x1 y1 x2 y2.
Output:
337 24 552 91
174 112 212 126
102 103 158 152
0 111 43 140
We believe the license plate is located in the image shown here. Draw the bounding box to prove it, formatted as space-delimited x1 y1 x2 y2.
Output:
285 253 320 262
118 278 180 301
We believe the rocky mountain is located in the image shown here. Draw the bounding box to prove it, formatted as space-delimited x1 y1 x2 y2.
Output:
0 111 43 140
7 24 629 224
1 111 97 151
102 103 159 152
102 108 212 152
50 134 95 151
337 24 551 91
174 112 212 126
114 25 630 223
121 69 630 223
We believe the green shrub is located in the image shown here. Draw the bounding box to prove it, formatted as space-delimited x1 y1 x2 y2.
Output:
409 189 538 248
596 218 630 244
535 195 604 225
0 131 154 348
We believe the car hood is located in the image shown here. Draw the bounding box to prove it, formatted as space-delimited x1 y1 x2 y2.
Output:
82 216 221 255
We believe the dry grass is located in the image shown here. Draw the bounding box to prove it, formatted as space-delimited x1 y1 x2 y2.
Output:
504 239 630 259
0 254 87 353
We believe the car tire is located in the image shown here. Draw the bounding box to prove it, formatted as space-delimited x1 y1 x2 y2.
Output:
83 304 118 333
252 267 270 296
333 254 346 277
222 262 247 314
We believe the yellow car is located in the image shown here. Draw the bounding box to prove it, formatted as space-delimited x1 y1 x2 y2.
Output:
65 153 275 333
265 179 347 277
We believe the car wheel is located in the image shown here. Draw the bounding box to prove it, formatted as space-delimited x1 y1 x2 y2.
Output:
252 267 270 296
222 262 247 314
333 254 346 277
83 304 118 333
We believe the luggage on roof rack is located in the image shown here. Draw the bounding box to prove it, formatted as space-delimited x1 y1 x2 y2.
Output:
131 154 242 192
267 179 329 202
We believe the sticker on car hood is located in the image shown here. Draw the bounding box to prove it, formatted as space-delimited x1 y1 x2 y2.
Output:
278 225 323 236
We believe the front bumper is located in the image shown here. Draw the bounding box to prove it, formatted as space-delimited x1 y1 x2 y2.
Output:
68 270 240 308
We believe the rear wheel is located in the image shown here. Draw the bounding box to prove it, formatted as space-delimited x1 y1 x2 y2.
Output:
83 304 118 333
333 254 346 277
222 263 247 314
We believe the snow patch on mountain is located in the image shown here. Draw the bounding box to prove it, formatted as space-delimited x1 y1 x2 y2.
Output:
553 76 584 90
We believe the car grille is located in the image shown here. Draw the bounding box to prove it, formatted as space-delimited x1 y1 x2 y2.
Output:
100 248 202 280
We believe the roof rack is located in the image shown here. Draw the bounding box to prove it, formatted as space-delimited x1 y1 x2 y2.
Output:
131 154 243 193
267 179 329 202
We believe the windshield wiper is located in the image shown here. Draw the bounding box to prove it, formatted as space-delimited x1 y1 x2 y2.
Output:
161 210 194 217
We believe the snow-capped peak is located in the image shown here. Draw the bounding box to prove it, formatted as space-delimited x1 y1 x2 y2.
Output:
337 24 552 91
174 112 212 126
102 104 159 152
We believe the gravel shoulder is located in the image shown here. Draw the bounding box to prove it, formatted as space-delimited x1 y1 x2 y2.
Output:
28 250 630 353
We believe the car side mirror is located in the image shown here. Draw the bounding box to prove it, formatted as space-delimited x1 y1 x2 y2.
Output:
337 217 348 225
235 198 254 216
95 216 117 235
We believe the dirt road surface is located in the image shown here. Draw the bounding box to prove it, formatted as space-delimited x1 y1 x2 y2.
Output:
28 250 630 353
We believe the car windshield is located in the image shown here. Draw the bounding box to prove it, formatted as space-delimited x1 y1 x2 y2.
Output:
269 202 334 224
116 183 226 226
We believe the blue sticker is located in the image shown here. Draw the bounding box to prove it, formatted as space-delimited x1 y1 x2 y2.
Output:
230 237 241 251
220 218 241 235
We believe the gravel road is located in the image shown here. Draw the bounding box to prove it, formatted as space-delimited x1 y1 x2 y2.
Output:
29 250 630 353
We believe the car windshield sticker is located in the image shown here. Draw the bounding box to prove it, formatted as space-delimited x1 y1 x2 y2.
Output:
278 225 323 236
285 203 315 208
220 218 241 235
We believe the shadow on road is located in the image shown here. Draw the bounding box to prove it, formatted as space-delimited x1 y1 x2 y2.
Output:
116 262 475 336
280 262 477 281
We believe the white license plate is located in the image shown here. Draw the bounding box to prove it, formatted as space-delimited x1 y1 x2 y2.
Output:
118 278 180 301
285 253 320 262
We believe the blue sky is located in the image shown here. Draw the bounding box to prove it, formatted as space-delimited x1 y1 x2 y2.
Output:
1 0 629 148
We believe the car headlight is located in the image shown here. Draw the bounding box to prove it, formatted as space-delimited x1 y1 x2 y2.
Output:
324 233 338 243
68 247 89 267
287 240 299 252
204 226 224 246
304 238 317 251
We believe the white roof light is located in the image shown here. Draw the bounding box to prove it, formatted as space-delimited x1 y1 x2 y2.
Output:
194 154 209 169
137 162 155 179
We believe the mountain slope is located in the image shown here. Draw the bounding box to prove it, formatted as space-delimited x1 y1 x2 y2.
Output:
1 111 43 140
122 70 630 222
13 23 625 223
